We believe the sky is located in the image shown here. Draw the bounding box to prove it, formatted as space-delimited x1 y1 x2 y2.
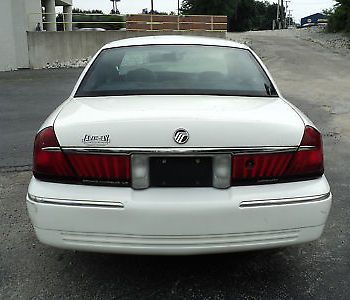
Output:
72 0 336 23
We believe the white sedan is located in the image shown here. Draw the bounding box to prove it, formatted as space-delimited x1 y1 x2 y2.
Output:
27 36 332 255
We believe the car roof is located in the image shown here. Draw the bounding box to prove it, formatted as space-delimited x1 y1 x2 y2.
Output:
102 35 249 50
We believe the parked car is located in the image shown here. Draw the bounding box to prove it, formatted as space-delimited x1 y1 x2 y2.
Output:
77 27 106 31
26 36 332 255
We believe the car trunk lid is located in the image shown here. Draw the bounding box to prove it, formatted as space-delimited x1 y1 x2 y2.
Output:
54 95 305 148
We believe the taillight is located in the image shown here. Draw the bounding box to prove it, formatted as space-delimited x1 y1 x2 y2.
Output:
284 126 324 178
232 126 324 184
67 154 130 183
33 127 131 185
33 127 75 180
232 153 294 182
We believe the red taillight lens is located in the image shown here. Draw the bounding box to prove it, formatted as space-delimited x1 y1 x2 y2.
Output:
33 127 76 180
231 126 324 184
232 153 294 182
33 127 131 185
67 154 130 182
284 126 324 178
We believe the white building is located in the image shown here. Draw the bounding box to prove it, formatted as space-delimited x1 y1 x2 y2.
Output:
0 0 73 71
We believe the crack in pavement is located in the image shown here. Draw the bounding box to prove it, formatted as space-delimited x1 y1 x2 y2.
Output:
0 165 32 173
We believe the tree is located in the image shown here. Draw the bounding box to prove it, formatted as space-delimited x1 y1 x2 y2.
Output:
181 0 278 32
181 0 236 15
72 8 104 14
56 8 125 31
234 0 256 31
326 0 350 32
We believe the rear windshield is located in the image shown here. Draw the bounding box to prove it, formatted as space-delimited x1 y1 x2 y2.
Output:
75 45 278 97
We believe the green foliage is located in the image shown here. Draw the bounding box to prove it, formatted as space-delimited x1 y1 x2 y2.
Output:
326 0 350 32
181 0 279 32
72 8 104 14
142 8 170 15
181 0 236 15
56 8 125 31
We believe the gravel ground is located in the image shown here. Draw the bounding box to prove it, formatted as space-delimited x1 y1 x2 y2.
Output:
295 26 350 54
228 27 350 57
45 57 92 69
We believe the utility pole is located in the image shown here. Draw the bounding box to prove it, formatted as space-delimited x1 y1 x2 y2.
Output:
281 0 284 29
178 0 180 15
288 10 293 27
285 0 291 28
276 0 281 29
151 0 154 14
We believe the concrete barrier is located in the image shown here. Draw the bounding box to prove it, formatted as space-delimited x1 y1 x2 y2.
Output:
27 31 227 69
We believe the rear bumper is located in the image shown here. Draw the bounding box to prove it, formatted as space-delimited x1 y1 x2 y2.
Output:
32 226 325 255
27 176 332 255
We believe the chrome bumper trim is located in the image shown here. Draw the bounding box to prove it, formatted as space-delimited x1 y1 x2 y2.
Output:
240 192 331 208
42 147 61 152
27 194 124 209
62 146 298 155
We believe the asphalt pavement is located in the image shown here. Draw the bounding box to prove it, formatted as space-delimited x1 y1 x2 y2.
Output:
0 68 81 170
0 32 349 299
